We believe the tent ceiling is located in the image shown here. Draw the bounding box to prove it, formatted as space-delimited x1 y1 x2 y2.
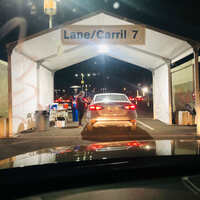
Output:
14 12 191 72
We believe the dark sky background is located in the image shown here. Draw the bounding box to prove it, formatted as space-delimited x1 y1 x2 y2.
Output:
0 0 200 93
55 55 152 93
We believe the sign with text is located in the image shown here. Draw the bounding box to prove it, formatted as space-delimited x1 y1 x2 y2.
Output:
61 25 145 45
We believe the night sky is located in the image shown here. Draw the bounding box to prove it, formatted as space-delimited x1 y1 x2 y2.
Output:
0 0 200 93
54 55 152 93
1 0 200 61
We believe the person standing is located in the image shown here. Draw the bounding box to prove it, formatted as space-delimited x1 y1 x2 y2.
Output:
72 95 78 122
76 91 86 127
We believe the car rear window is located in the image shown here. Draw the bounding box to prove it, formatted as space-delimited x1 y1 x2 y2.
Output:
95 94 128 102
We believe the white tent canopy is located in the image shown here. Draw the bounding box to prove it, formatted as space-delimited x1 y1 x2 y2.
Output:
15 12 191 71
9 11 193 135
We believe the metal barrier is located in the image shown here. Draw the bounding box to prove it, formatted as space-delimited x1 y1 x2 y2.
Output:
0 118 9 138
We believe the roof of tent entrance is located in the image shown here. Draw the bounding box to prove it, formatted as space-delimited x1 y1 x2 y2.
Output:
12 10 193 72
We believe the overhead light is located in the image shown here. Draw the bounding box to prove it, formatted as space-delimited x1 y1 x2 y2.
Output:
87 73 91 77
30 4 37 15
142 87 148 93
27 0 33 6
145 145 151 150
98 44 109 53
113 2 120 9
75 74 78 77
70 85 81 89
72 8 77 12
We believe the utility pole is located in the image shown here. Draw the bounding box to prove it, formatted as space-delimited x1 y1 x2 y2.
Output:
81 73 84 92
44 0 56 28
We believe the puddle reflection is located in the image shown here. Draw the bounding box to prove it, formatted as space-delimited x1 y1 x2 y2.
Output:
0 139 200 170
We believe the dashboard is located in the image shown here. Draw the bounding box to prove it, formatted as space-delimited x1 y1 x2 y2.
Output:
22 176 198 200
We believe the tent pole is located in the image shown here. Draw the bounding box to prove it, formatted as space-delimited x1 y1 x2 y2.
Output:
52 71 55 102
152 71 156 120
6 43 17 137
7 51 13 137
49 15 53 29
167 60 173 125
36 63 40 110
193 47 200 136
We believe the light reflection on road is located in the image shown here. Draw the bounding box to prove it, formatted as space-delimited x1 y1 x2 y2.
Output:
0 139 200 170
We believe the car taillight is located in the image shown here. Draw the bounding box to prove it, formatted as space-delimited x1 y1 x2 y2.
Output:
137 97 144 101
89 105 103 111
87 144 104 151
126 141 142 147
124 104 136 110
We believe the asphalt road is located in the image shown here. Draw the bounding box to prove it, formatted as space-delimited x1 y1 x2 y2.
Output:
0 125 152 160
0 106 197 160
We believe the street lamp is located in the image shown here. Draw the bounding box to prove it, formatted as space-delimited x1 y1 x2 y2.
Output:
113 1 120 9
142 87 148 96
44 0 57 28
70 85 81 95
142 87 150 107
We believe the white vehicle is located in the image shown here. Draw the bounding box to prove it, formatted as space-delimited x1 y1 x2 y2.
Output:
85 93 137 132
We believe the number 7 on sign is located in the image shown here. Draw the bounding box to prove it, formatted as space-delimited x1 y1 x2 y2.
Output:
132 30 138 39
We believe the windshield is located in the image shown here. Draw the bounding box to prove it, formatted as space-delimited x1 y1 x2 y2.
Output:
0 0 199 175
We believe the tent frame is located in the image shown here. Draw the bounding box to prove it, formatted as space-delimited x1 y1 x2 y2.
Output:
6 10 200 136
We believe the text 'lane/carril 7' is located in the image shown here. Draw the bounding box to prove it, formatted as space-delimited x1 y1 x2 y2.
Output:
61 25 145 45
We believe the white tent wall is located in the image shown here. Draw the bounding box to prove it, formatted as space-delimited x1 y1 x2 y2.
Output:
11 50 37 135
38 66 54 110
153 64 171 124
171 60 193 112
0 60 8 118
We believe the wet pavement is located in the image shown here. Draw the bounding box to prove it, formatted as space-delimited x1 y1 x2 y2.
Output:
0 110 197 160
